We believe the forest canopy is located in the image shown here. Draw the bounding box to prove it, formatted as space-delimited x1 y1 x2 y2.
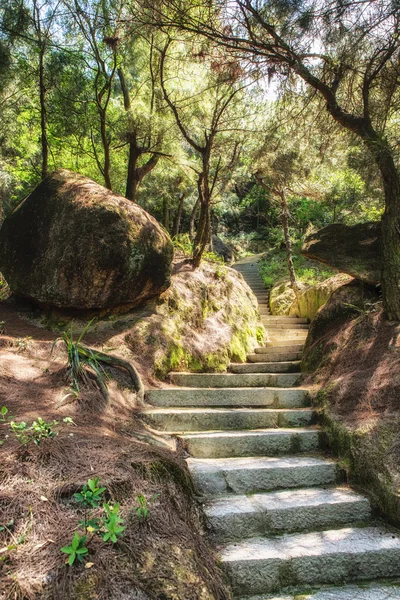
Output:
0 0 398 313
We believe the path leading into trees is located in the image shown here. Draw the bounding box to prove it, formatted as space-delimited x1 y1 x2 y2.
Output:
145 256 400 599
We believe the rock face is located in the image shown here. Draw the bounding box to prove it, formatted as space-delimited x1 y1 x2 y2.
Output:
212 235 234 263
302 222 381 285
0 169 173 311
301 279 380 373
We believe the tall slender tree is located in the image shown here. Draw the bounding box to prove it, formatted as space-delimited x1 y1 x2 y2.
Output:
142 0 400 319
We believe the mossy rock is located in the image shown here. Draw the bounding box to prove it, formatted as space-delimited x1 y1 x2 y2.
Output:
0 169 173 311
302 221 381 285
301 280 379 373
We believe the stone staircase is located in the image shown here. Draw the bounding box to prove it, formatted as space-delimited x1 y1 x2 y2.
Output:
144 257 400 599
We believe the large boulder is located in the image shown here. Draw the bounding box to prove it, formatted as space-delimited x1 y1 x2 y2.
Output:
302 221 381 285
269 274 352 320
211 235 234 263
0 169 173 311
301 279 380 374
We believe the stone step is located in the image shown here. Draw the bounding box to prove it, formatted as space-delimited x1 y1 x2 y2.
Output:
263 340 306 348
146 387 310 408
205 487 371 541
169 372 301 388
240 582 400 599
266 334 308 342
262 322 309 330
229 361 301 374
255 345 304 354
188 455 339 496
259 307 272 314
262 317 309 323
222 526 400 596
180 427 320 458
143 407 315 432
248 352 303 362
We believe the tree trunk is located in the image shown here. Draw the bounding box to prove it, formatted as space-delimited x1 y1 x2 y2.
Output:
172 193 184 237
100 110 112 190
192 200 210 268
189 197 200 241
162 197 170 232
365 139 400 320
279 189 298 294
39 47 48 179
126 142 139 200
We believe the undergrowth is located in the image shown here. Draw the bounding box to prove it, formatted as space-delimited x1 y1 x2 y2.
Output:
260 244 335 288
172 233 224 264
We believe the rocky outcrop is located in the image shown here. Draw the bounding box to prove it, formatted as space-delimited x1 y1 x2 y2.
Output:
301 279 380 373
212 235 234 263
270 275 353 321
302 222 381 285
0 169 173 311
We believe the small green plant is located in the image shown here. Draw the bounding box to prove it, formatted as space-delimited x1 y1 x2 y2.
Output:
52 320 108 398
135 493 159 521
74 478 106 508
61 532 89 566
0 406 8 422
0 518 14 533
101 503 125 543
10 416 73 446
0 321 5 334
14 336 32 352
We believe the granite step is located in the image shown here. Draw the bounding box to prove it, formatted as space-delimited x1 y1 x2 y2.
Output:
255 345 304 354
205 486 371 540
248 352 303 363
187 455 339 496
180 427 320 458
143 407 314 432
239 582 400 599
222 526 400 596
229 361 301 374
169 372 301 388
146 387 310 408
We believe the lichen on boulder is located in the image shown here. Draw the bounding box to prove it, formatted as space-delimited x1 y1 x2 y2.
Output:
123 262 265 380
301 221 381 285
0 169 173 311
269 275 353 321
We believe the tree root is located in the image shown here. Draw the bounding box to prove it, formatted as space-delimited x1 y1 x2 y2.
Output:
82 347 145 406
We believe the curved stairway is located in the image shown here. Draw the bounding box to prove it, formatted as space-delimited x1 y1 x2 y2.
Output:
145 257 400 599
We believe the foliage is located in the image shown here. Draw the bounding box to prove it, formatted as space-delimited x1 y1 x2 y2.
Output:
53 320 108 397
9 416 73 446
74 478 106 509
61 532 89 566
260 245 335 289
101 503 125 543
135 493 159 521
